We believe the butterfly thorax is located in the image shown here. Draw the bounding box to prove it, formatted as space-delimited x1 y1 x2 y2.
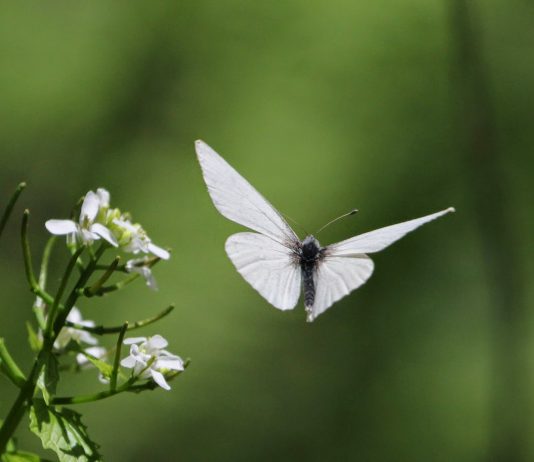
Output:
300 235 322 262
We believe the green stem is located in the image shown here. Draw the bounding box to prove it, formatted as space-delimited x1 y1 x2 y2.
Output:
32 287 55 307
0 355 42 453
51 244 106 336
94 263 128 273
44 247 85 339
110 323 128 391
21 210 38 290
96 273 139 294
64 304 175 335
33 237 57 330
52 364 189 406
38 237 57 291
0 182 26 240
52 379 135 405
84 256 120 297
0 339 26 388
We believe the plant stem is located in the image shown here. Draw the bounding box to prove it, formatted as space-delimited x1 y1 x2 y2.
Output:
110 323 128 391
64 304 175 335
93 272 140 295
44 247 84 340
52 378 136 405
0 356 42 453
0 182 25 240
33 237 57 330
83 256 120 297
21 210 38 290
0 339 26 388
51 364 188 405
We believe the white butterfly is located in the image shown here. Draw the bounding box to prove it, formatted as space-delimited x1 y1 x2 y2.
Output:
195 140 455 322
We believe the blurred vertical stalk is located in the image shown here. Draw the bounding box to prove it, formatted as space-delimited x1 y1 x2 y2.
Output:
448 1 527 461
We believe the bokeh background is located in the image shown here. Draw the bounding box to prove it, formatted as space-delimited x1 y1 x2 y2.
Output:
0 1 533 461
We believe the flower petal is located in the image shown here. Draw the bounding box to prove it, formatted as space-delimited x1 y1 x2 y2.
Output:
81 191 100 222
80 332 99 345
143 269 158 291
147 243 170 260
147 335 168 349
150 369 171 390
127 264 158 291
91 223 118 247
45 219 77 235
157 357 184 371
123 337 147 345
66 307 82 323
120 355 137 368
96 188 110 207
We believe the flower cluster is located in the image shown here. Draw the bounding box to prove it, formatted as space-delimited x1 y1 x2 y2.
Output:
52 308 183 390
121 335 184 391
45 188 169 290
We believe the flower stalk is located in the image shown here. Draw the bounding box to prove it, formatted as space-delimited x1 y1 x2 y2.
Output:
0 182 25 240
0 339 26 388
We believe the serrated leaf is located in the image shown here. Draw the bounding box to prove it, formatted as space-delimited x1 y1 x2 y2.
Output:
26 323 42 352
36 353 59 405
29 400 102 462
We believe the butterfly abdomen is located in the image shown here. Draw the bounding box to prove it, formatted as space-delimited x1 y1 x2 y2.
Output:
302 263 316 309
299 236 323 314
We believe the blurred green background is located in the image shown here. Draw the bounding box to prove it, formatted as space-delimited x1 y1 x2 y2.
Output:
0 1 532 461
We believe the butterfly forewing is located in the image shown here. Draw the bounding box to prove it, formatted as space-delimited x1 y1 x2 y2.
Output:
225 232 302 310
195 140 299 246
329 207 455 256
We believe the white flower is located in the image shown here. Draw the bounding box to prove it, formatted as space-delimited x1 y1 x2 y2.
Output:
54 307 98 350
95 188 110 208
113 218 170 260
120 335 184 390
126 257 158 290
45 190 118 247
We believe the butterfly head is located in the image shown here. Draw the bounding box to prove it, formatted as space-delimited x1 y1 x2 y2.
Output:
300 235 322 263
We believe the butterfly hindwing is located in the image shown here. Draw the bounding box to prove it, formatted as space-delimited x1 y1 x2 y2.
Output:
309 254 374 321
225 232 302 310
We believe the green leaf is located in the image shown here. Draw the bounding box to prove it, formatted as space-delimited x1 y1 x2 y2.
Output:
29 400 102 462
36 352 59 405
2 450 54 461
76 351 112 381
26 323 42 353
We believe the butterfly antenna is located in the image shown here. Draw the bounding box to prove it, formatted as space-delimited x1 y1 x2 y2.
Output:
283 213 309 236
316 209 359 235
